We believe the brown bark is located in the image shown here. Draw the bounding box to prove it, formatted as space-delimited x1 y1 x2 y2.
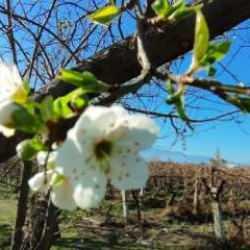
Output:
31 201 59 250
211 200 225 240
193 177 200 215
45 0 250 96
11 161 32 250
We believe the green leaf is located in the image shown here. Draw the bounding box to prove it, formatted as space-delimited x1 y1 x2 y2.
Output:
166 80 185 104
207 66 216 77
12 105 43 134
152 0 171 18
53 97 75 119
51 173 66 187
57 69 108 93
166 80 192 129
168 1 195 21
88 5 121 25
190 9 210 72
40 96 56 122
152 0 191 21
67 88 88 110
201 41 231 67
208 41 231 61
166 80 175 94
52 88 88 119
176 95 189 120
17 138 45 160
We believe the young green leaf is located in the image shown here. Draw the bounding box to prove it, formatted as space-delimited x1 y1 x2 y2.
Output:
40 96 56 122
166 80 185 104
152 0 190 21
167 0 195 21
50 173 66 187
166 80 192 129
208 41 231 61
152 0 171 18
176 95 190 121
12 105 44 134
88 5 121 26
207 65 216 77
52 88 88 119
53 97 75 119
57 69 108 93
190 9 210 73
58 69 96 86
17 138 45 161
201 41 231 67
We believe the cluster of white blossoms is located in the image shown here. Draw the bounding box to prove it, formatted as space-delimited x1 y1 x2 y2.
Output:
0 61 28 137
28 151 77 211
28 105 159 210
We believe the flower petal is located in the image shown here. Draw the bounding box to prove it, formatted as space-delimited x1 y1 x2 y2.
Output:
55 137 87 176
0 101 17 126
73 168 107 210
115 113 159 153
0 125 15 137
28 170 54 193
37 151 57 169
71 105 128 145
110 155 149 190
51 179 76 211
0 61 23 102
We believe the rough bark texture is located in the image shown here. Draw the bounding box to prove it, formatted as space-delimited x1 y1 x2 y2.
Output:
11 161 32 250
121 190 128 224
211 201 225 240
0 0 250 163
31 201 59 250
193 177 200 215
46 0 250 95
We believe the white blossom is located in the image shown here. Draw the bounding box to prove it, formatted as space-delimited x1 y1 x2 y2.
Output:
0 61 27 137
55 105 159 210
28 151 77 211
28 170 54 193
50 177 77 211
37 151 57 169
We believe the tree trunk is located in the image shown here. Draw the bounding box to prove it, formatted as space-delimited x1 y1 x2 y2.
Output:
121 190 128 224
193 177 200 215
30 197 59 250
132 190 144 238
211 200 225 240
11 160 32 250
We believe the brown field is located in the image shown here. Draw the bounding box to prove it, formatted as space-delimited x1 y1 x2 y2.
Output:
1 161 250 249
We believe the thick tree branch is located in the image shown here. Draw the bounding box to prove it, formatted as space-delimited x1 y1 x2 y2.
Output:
43 0 250 98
